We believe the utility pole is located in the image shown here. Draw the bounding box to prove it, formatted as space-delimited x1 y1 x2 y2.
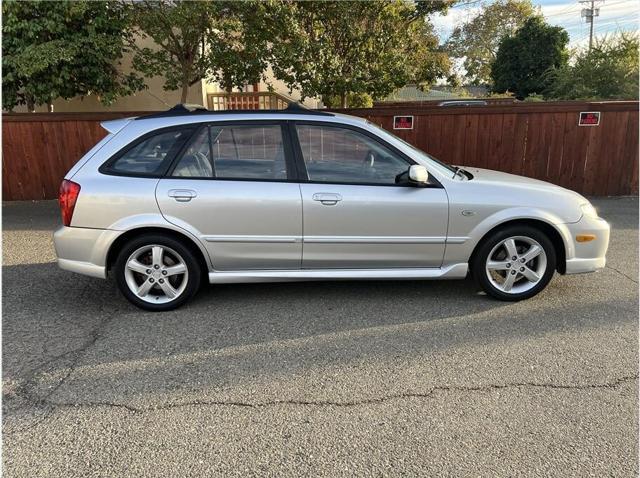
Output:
580 0 603 51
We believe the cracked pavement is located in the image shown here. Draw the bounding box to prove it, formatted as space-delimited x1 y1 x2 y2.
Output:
3 198 638 477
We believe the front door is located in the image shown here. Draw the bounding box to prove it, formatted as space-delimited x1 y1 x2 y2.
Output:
156 122 302 271
293 123 448 269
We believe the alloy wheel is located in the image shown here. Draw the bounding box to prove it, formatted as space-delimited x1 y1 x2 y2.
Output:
124 244 189 304
485 236 547 294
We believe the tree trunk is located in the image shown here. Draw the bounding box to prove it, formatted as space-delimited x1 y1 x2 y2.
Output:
26 95 35 112
340 92 348 108
180 82 189 104
47 102 54 113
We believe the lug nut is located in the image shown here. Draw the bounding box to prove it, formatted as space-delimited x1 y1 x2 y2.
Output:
146 269 151 274
511 270 516 275
512 256 517 260
520 267 525 272
149 278 155 283
159 279 164 284
506 263 511 268
521 258 526 263
162 270 167 275
154 264 160 269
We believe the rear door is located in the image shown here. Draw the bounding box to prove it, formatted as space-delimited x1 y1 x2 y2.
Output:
292 122 449 269
156 121 303 270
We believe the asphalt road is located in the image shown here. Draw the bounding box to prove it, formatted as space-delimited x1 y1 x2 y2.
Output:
3 198 638 477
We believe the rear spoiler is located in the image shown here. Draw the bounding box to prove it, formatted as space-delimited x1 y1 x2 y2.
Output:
100 117 134 134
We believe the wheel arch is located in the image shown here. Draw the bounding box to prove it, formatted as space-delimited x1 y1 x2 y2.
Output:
106 226 211 276
468 218 568 274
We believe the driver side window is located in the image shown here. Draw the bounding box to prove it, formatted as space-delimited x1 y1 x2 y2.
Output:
295 124 409 185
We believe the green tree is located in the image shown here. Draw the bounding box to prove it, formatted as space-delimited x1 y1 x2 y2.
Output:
207 2 272 94
545 33 639 100
322 92 374 109
268 0 452 108
491 16 569 98
128 0 270 103
414 0 457 18
446 0 537 85
2 0 143 111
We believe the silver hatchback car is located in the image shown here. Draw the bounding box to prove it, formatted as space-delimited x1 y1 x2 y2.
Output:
54 104 610 311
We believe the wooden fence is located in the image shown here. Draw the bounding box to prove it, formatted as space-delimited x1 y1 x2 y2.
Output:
339 100 639 197
2 101 638 200
3 112 145 201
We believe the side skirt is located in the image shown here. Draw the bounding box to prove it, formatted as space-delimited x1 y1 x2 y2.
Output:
208 263 469 284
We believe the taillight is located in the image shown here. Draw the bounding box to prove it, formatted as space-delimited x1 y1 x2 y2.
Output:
59 180 81 226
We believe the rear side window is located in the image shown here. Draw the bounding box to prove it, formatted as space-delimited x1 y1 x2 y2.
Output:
171 124 288 180
104 128 193 176
172 127 212 178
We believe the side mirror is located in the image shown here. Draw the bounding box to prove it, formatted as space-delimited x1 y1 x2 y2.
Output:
409 165 429 184
395 165 429 186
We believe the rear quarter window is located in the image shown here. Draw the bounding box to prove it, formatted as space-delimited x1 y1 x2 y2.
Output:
101 128 194 177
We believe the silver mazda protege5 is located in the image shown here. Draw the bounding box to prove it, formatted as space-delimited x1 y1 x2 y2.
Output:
54 104 610 311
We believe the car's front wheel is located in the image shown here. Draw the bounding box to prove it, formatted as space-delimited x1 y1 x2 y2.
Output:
114 234 201 311
472 225 557 301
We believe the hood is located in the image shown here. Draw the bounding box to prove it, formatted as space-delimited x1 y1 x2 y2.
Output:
464 167 588 199
464 167 563 190
454 167 589 224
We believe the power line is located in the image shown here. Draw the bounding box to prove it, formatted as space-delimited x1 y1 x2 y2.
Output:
590 18 639 28
450 0 485 10
599 0 637 7
544 0 633 19
564 13 635 27
545 3 581 18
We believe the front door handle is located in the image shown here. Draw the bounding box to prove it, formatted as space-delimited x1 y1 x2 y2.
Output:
312 193 342 206
168 189 197 202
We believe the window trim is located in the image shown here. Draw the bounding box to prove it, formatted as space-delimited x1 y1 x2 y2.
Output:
99 119 444 188
164 120 299 183
99 125 198 179
288 121 443 189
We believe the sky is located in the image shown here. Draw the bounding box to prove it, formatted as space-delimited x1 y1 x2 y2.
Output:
431 0 640 48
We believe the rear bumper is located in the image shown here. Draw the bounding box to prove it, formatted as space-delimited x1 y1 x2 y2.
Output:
57 258 107 279
563 215 610 274
53 226 121 279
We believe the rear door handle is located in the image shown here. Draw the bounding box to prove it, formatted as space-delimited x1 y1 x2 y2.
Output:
168 189 197 202
312 193 342 206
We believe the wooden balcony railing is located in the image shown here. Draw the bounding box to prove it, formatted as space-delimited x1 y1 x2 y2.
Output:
207 92 292 111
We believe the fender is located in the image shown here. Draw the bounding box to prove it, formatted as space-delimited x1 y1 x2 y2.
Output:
107 213 214 268
444 207 575 265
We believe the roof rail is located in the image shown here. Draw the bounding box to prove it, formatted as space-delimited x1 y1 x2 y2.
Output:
282 102 334 116
285 102 310 111
135 101 333 120
173 103 208 113
438 100 488 107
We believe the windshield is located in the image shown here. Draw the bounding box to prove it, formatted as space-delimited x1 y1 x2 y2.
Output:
366 121 458 175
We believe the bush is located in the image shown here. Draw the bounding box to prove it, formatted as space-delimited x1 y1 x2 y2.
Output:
524 93 545 102
322 92 374 108
545 33 639 100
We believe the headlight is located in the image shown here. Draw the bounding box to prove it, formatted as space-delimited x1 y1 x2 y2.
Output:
580 203 599 219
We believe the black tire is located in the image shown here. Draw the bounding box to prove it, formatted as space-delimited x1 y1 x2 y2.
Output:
471 225 557 301
114 233 202 311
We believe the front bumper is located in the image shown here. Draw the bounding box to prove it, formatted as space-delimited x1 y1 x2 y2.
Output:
563 215 610 274
54 226 121 279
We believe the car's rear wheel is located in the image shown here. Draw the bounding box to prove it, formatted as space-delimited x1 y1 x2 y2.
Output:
472 225 556 301
114 234 201 311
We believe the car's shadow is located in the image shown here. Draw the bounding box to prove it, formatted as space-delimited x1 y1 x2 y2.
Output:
3 259 637 411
